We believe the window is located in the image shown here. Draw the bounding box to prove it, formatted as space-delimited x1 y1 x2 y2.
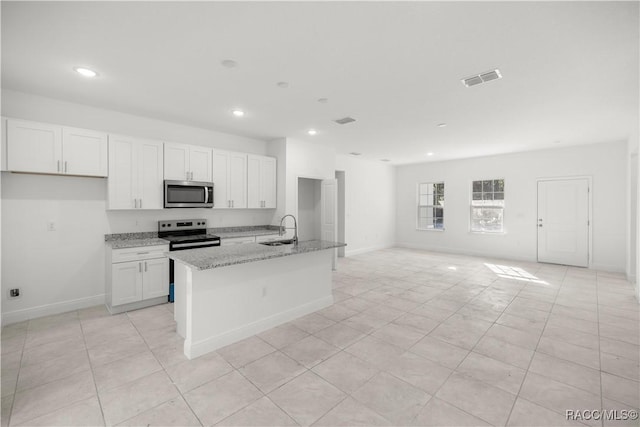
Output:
471 179 505 232
417 182 444 230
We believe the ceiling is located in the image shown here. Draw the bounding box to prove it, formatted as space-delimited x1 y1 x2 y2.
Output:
2 1 638 165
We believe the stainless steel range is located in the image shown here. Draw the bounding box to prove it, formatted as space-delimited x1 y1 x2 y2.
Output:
158 219 220 301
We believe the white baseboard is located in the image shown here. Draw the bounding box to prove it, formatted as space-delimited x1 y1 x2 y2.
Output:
395 242 536 264
345 243 395 257
2 294 106 326
590 263 626 273
107 296 167 315
186 295 333 359
397 242 628 274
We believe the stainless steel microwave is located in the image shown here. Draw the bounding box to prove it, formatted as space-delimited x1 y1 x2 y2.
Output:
164 180 214 208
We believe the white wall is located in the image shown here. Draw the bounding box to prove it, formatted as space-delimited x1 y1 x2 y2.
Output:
629 124 640 300
284 138 336 217
628 138 638 284
335 155 396 256
1 90 273 324
396 142 628 272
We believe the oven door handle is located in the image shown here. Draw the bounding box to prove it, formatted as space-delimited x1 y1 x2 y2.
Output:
171 241 219 250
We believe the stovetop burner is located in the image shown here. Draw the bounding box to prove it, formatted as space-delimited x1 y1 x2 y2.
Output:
158 219 220 251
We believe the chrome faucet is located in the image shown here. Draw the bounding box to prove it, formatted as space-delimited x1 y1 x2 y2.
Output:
279 214 299 246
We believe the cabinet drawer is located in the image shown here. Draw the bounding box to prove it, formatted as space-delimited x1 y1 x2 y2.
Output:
112 245 169 263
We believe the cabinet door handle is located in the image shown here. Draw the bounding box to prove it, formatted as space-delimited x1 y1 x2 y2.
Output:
144 261 147 272
57 160 61 173
139 262 142 273
139 199 142 209
64 161 68 173
134 199 138 209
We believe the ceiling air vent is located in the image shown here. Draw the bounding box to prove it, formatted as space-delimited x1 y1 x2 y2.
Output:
462 69 502 87
334 117 356 125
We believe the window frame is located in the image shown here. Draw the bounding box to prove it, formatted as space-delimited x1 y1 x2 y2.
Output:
416 181 445 232
469 178 505 234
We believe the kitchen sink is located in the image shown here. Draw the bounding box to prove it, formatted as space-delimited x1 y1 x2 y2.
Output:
259 239 296 246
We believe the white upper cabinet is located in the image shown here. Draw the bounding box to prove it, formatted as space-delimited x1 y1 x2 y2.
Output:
7 120 61 174
108 135 163 210
137 140 164 209
213 150 247 209
189 145 213 182
62 127 108 176
164 142 212 182
247 154 277 209
7 119 107 177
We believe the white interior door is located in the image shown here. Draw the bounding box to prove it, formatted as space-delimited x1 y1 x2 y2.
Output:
537 178 589 267
321 179 338 269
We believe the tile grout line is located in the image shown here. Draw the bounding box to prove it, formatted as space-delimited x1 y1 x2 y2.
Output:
4 330 26 427
595 273 604 427
404 267 507 425
502 264 567 426
122 309 206 427
77 311 108 427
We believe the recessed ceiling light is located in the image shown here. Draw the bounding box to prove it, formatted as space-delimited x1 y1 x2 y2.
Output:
221 59 238 68
307 129 318 136
232 109 245 117
437 123 447 128
73 67 97 78
317 98 328 104
349 152 361 156
380 159 390 162
277 82 289 89
426 152 434 156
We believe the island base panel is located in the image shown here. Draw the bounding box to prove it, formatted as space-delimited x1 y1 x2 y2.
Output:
175 249 334 359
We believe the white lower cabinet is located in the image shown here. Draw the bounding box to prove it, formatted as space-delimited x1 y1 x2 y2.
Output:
111 261 143 306
107 244 169 312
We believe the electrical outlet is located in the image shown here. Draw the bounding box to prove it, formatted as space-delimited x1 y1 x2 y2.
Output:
46 221 56 231
9 288 20 298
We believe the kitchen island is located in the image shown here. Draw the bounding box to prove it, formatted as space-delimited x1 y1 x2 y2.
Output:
167 240 346 359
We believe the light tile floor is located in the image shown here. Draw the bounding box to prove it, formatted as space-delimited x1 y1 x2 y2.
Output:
1 248 639 426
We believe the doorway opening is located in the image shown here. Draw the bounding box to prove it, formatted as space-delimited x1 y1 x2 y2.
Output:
297 178 322 240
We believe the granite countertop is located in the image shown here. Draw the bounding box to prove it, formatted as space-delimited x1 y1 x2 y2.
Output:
104 225 281 248
210 226 282 239
167 240 347 271
105 237 169 249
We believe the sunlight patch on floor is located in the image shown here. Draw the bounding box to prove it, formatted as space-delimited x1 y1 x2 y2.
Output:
484 263 549 285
